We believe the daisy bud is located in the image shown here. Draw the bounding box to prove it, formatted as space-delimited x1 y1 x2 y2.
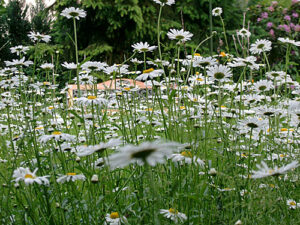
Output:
76 156 81 162
56 202 60 208
91 174 99 183
14 183 20 188
209 168 217 176
235 220 242 225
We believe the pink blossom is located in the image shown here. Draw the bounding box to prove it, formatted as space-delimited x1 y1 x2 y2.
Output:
269 29 275 37
292 0 299 5
267 22 273 28
268 6 274 12
278 24 284 30
284 15 291 21
290 23 295 29
261 12 268 18
294 24 300 32
257 17 262 22
271 1 278 6
283 24 291 32
292 12 299 18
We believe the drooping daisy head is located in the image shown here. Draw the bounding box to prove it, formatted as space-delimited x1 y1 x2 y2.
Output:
153 0 175 6
61 7 87 20
212 7 222 16
237 28 251 38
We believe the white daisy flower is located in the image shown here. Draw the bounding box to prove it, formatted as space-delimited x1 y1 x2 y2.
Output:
75 95 108 107
237 28 251 38
60 7 87 20
287 199 300 209
56 173 86 183
152 0 175 6
107 141 184 169
4 57 33 67
250 39 272 54
278 37 300 46
104 212 127 225
38 131 76 143
251 161 299 179
238 116 267 131
136 68 164 81
170 151 205 166
160 208 187 223
62 62 77 70
28 31 51 43
167 29 193 42
10 45 30 56
12 167 49 186
81 61 107 71
193 56 218 68
131 42 157 53
76 74 94 85
206 64 232 82
76 139 123 157
40 63 54 70
253 80 274 92
212 7 222 16
266 71 285 81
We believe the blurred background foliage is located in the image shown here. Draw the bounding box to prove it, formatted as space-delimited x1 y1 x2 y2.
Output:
0 0 298 69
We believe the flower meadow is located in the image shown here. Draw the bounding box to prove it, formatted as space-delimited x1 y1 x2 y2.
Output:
0 0 300 224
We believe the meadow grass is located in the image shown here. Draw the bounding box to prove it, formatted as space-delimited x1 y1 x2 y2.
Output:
0 1 299 224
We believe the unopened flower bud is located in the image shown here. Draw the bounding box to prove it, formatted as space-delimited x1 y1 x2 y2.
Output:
209 168 217 176
91 174 99 183
235 220 242 225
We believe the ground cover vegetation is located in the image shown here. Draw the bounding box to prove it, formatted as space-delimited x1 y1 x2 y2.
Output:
0 0 299 224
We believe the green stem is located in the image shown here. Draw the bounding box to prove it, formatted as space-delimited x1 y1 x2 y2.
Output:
73 18 80 97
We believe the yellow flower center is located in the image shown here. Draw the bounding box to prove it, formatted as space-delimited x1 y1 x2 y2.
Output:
87 95 97 100
290 201 296 206
220 52 226 57
194 53 201 56
181 151 192 158
48 106 54 110
196 78 203 81
24 174 35 179
268 169 274 174
35 126 44 130
195 72 200 75
43 82 50 85
180 106 186 110
145 108 153 112
110 212 119 219
143 68 154 74
280 128 288 132
269 184 275 188
169 208 178 214
67 173 76 176
124 87 131 91
279 154 285 158
52 131 62 135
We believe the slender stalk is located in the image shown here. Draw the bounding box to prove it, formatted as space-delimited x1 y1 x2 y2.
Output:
73 18 80 97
